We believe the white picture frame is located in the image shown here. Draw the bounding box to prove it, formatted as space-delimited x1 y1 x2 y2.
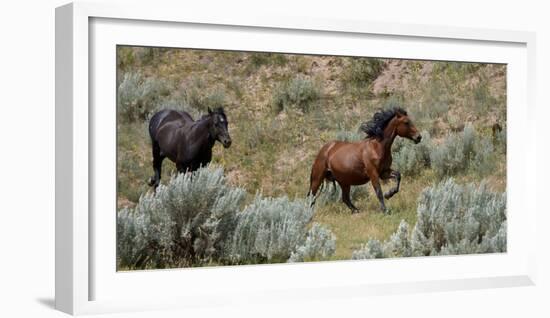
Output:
55 1 537 315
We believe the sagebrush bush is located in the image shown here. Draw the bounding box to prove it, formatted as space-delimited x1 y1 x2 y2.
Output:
473 79 499 116
420 81 451 121
117 72 215 123
352 178 506 259
289 223 336 262
181 77 227 112
342 57 385 90
430 133 466 177
432 62 482 82
118 166 337 269
272 76 322 113
153 96 201 120
227 195 335 263
248 52 288 70
118 47 168 69
393 130 432 176
117 166 246 269
244 119 284 149
462 122 476 159
117 72 172 122
470 136 495 174
430 123 496 178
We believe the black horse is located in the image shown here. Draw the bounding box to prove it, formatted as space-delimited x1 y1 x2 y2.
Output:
147 107 232 189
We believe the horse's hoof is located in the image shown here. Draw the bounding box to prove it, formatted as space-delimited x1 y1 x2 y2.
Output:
148 177 159 188
351 209 360 214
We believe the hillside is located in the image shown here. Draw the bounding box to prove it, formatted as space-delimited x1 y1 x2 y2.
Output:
116 46 506 260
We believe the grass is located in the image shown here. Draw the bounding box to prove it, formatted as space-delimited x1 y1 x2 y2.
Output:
313 168 438 259
116 47 507 261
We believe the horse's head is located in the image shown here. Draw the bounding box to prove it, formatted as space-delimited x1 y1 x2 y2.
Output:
208 107 232 148
394 110 422 144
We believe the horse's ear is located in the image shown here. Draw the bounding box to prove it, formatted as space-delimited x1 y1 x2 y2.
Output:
208 107 213 114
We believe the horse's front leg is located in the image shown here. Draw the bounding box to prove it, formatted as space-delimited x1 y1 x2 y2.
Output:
176 161 191 174
382 169 401 200
368 170 387 214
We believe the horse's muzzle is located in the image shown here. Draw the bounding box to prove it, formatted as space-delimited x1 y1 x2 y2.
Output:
222 138 232 148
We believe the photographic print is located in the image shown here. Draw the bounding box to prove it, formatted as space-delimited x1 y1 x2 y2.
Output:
116 46 506 270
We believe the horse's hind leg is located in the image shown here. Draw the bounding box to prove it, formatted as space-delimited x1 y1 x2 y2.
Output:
340 183 359 213
148 141 165 189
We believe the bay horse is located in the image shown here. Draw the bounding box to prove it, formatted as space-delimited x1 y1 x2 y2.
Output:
308 108 421 214
147 107 232 189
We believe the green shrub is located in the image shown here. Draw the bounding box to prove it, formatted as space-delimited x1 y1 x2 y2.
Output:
393 130 432 176
412 178 506 255
117 166 246 269
248 52 288 70
117 72 172 122
289 223 336 262
470 136 494 174
153 96 200 120
462 122 476 159
181 77 227 112
352 220 413 259
352 178 506 259
244 119 284 149
472 79 499 116
227 195 335 263
116 47 169 70
272 76 322 113
118 166 337 269
420 81 451 121
430 133 466 177
342 57 385 90
432 62 482 84
430 123 496 178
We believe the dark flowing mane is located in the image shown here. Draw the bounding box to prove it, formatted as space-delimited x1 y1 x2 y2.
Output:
359 107 407 139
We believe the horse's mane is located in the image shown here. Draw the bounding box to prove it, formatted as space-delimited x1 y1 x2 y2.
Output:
211 107 226 116
201 107 227 121
359 107 407 139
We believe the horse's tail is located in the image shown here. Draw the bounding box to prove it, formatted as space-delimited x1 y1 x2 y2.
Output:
308 141 337 198
148 109 171 142
308 169 319 197
148 111 160 141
